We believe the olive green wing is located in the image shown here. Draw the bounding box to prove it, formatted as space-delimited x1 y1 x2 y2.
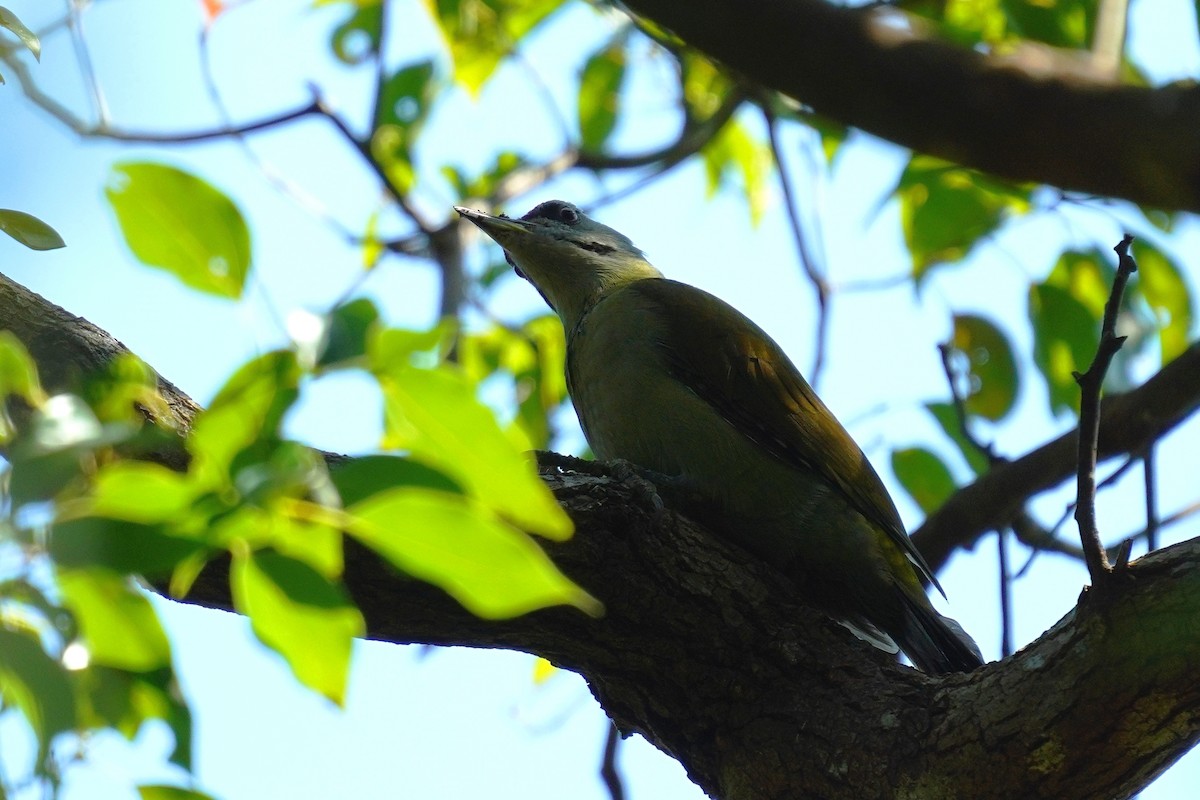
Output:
628 278 939 589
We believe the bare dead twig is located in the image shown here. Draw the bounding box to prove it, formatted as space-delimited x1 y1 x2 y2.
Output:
1073 234 1137 583
600 722 626 800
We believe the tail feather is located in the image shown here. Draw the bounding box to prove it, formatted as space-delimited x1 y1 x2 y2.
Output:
896 594 984 674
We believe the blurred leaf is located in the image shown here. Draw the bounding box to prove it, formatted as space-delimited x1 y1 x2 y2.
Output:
87 462 196 523
925 402 991 476
1000 0 1093 48
444 150 527 202
0 208 64 250
348 487 599 618
330 2 383 65
577 40 627 152
210 505 343 579
139 787 217 800
1029 282 1097 415
0 330 45 405
897 156 1030 282
950 314 1019 421
84 353 174 426
891 447 957 516
371 333 571 539
232 550 363 705
58 569 172 671
1045 250 1113 317
50 518 208 577
422 0 563 94
371 60 437 195
1132 239 1193 363
532 656 556 684
106 162 251 299
701 120 771 225
679 49 730 119
330 455 463 507
77 665 193 769
1138 205 1176 233
0 7 40 60
319 298 381 368
188 351 301 488
0 628 75 769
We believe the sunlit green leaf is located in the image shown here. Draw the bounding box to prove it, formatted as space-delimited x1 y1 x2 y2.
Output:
897 156 1030 281
0 208 64 250
891 447 957 516
188 351 301 488
371 60 437 194
1132 239 1193 363
0 330 45 405
0 628 75 769
50 518 208 577
232 550 363 705
84 353 174 426
139 787 217 800
422 0 563 94
58 569 172 671
950 314 1019 421
1029 282 1098 416
679 49 731 118
211 505 343 579
371 333 571 539
348 487 599 618
87 462 196 523
701 120 771 226
0 7 40 60
106 162 251 299
1000 0 1094 48
578 40 627 152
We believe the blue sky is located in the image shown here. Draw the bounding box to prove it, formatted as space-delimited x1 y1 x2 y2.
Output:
3 0 1200 797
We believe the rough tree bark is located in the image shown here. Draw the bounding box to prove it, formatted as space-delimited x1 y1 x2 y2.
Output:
4 272 1200 799
620 0 1200 212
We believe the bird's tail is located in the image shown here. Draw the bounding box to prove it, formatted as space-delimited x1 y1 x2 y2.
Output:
896 594 984 674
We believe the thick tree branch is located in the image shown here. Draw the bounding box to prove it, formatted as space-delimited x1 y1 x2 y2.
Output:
620 0 1200 211
4 273 1200 798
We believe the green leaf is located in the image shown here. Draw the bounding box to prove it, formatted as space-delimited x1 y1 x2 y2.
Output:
0 628 75 769
700 119 771 225
891 447 957 516
232 550 363 705
0 7 40 60
57 569 172 671
950 314 1019 421
50 517 208 577
330 2 382 64
212 506 343 579
318 298 381 368
1132 239 1193 363
330 455 463 507
106 162 251 299
77 666 193 768
88 462 196 523
924 402 991 476
0 208 64 250
348 487 599 618
139 787 217 800
370 60 437 195
422 0 563 95
0 330 45 405
577 41 627 152
371 335 571 539
897 155 1030 282
1029 282 1098 416
188 351 301 488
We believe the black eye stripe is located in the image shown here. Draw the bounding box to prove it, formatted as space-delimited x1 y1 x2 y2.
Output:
576 241 615 255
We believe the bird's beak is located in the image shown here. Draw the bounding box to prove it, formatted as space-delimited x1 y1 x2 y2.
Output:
454 206 532 244
454 206 535 276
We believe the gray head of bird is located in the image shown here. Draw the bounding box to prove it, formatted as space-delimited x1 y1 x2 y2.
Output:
455 200 662 331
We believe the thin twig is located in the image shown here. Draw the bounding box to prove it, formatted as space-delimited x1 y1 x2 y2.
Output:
997 529 1013 657
759 95 831 386
600 721 626 800
1143 444 1159 552
1073 234 1137 583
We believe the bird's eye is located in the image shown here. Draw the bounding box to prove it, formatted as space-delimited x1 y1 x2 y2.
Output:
559 206 579 224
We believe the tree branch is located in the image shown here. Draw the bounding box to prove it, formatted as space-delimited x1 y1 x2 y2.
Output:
620 0 1200 211
4 272 1200 798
